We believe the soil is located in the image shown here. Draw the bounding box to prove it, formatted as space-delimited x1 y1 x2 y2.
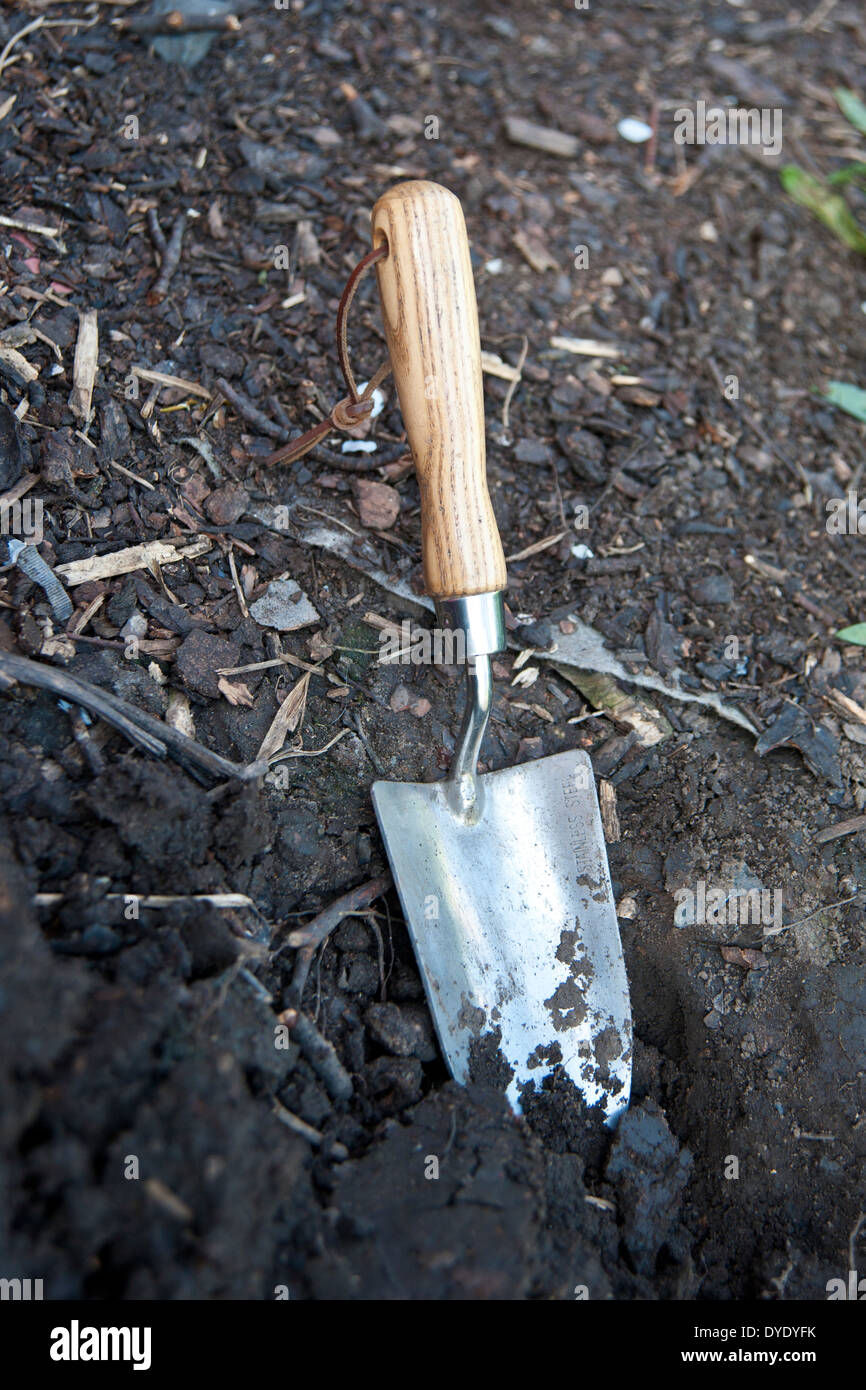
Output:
1 0 865 1300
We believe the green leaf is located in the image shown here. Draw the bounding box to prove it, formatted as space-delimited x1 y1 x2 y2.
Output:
827 161 866 187
825 380 866 423
835 87 866 136
780 165 866 254
836 623 866 646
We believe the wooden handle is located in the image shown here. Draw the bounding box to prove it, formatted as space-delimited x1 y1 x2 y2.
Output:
371 181 507 600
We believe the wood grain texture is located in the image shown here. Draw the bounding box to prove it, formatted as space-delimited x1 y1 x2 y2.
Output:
371 181 507 600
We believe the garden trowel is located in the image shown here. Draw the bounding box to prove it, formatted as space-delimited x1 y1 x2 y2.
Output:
370 181 631 1122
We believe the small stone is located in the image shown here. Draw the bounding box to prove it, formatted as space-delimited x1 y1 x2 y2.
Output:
601 266 623 287
250 579 319 631
353 478 400 529
721 945 769 970
410 696 431 718
389 683 413 712
585 369 611 397
151 0 231 67
691 575 733 606
205 483 249 526
484 14 517 37
341 440 377 455
617 117 653 143
120 612 147 640
514 437 553 465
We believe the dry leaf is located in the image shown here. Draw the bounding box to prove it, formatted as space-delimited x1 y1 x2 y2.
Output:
513 228 559 273
511 666 539 688
256 671 311 762
217 676 254 707
721 946 769 970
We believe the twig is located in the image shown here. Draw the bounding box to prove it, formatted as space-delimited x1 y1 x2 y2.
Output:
763 889 863 937
644 94 659 176
286 874 389 1005
35 891 255 910
506 530 568 563
802 0 837 31
272 1099 347 1158
813 815 866 845
146 207 167 257
0 213 64 251
118 12 242 38
289 1011 353 1101
550 336 623 359
827 688 866 726
132 366 211 399
268 727 350 762
148 212 186 304
501 334 528 433
0 652 267 784
227 546 249 620
0 16 45 77
105 458 156 491
849 1211 865 1270
217 377 288 440
68 309 99 422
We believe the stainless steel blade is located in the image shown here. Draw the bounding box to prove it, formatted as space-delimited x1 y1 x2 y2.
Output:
372 748 631 1121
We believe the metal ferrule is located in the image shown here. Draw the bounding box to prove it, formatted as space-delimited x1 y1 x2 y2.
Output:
434 591 506 661
434 592 505 816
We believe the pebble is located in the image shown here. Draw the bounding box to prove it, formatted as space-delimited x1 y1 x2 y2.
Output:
617 117 653 143
341 440 378 454
352 478 400 530
514 438 553 465
120 612 148 640
355 383 386 418
690 575 734 606
250 580 319 632
151 0 231 67
389 683 413 712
